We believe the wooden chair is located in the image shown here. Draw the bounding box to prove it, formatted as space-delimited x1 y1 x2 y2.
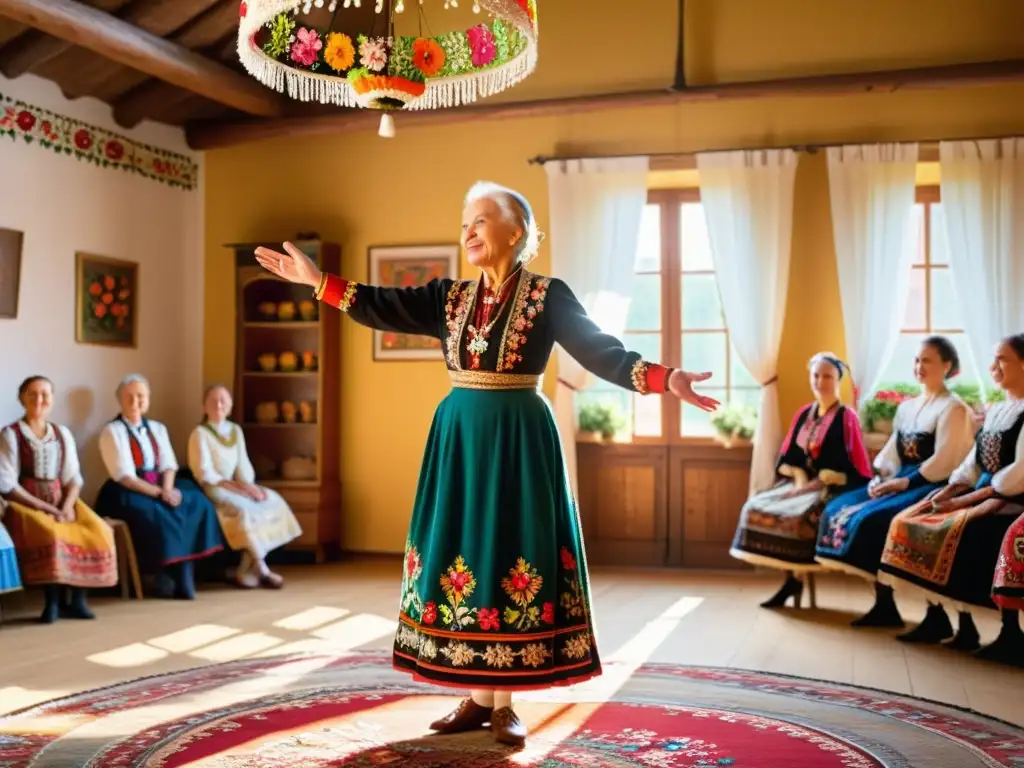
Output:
105 518 143 600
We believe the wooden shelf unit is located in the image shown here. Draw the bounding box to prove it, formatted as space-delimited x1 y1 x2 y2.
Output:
228 239 342 562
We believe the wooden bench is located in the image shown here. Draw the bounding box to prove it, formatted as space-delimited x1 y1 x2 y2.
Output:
104 518 143 600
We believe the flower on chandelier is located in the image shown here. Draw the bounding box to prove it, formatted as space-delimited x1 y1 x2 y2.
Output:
324 31 355 71
466 24 496 67
412 37 445 76
358 35 388 71
290 27 322 67
515 0 535 22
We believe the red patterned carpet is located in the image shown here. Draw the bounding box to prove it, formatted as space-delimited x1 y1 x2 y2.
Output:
2 651 1022 766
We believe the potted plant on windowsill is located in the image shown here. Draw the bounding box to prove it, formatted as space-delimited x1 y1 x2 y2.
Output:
577 402 624 443
859 383 919 439
710 402 758 449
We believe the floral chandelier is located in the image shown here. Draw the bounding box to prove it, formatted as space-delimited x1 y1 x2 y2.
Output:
238 0 538 136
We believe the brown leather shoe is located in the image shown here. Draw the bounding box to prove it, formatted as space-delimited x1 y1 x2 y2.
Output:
428 697 492 734
491 706 527 746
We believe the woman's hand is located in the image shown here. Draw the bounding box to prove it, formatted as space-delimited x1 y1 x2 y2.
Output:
59 499 77 523
668 370 720 412
254 242 322 287
870 476 909 498
161 486 183 507
247 484 268 502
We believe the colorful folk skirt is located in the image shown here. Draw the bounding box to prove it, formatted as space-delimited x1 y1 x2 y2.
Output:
878 481 1019 607
392 385 601 691
3 500 117 588
992 507 1024 611
204 485 302 560
729 481 836 570
0 521 21 594
95 477 224 574
816 466 941 580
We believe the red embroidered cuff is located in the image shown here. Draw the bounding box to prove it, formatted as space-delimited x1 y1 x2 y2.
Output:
318 273 357 312
646 364 672 394
629 360 672 395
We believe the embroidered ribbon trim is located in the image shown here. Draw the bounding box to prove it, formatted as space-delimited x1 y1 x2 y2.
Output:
449 370 541 390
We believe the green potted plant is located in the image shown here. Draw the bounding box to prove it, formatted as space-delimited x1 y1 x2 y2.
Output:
859 383 920 434
710 401 758 448
577 402 624 442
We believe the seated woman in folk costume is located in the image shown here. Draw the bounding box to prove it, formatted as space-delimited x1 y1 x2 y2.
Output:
815 336 975 628
187 384 301 589
0 511 22 600
252 181 719 747
0 376 117 623
879 334 1024 654
96 374 223 600
730 352 872 608
988 505 1024 666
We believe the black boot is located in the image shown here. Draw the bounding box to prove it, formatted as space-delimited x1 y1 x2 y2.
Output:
174 561 196 600
974 610 1024 667
153 569 176 598
851 583 904 628
61 587 95 620
942 611 981 651
895 602 954 644
760 573 804 608
38 585 60 624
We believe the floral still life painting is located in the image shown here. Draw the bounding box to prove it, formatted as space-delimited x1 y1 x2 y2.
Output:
76 253 137 347
369 245 458 361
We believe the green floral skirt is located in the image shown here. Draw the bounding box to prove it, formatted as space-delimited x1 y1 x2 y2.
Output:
392 386 602 691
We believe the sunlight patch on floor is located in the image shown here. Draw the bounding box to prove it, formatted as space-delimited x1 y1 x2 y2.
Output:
148 624 241 653
0 687 72 717
509 595 703 764
273 606 351 631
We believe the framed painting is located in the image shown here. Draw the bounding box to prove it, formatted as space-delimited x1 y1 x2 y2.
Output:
0 227 23 319
75 252 138 347
369 244 459 361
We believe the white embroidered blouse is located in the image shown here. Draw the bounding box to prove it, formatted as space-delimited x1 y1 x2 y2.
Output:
874 393 976 483
949 397 1024 496
0 422 84 493
187 421 256 486
98 418 178 482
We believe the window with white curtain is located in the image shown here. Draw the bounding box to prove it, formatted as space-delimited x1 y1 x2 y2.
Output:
876 186 982 390
575 188 756 441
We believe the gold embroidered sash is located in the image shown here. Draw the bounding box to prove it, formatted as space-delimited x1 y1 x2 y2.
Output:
448 370 541 391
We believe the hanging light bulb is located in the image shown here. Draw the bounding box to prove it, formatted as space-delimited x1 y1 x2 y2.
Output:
395 0 404 11
472 2 480 11
378 113 396 138
313 0 323 7
328 0 338 8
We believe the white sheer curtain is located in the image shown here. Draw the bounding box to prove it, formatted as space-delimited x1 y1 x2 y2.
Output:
545 156 650 497
695 149 798 493
940 139 1024 382
827 143 919 406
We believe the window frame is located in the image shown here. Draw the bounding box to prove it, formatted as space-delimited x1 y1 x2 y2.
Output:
619 188 757 446
904 185 958 335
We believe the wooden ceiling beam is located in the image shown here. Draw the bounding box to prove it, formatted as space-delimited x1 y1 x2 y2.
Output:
0 0 285 118
0 0 127 78
185 57 1024 151
112 5 243 127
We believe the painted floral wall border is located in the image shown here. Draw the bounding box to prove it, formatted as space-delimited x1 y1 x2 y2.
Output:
0 91 199 191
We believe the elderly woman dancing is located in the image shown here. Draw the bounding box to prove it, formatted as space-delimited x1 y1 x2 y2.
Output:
96 374 223 599
254 180 718 747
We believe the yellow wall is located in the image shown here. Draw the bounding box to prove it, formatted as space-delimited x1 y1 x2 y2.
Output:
204 0 1024 553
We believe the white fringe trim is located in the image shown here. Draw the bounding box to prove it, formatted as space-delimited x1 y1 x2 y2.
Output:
729 548 824 574
237 0 538 110
814 556 877 583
